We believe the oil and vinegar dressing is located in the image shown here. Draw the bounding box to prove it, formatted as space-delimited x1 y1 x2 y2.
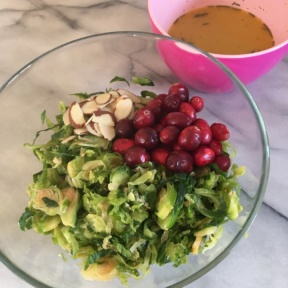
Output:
168 5 274 55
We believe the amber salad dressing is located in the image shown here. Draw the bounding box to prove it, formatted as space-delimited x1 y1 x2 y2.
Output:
168 5 274 55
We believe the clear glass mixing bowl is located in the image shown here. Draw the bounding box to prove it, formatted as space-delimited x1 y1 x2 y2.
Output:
0 31 269 288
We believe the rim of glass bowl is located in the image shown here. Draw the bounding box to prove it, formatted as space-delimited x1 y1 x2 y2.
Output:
0 31 270 288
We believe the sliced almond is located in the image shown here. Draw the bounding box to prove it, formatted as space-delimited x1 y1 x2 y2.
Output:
81 100 99 114
134 103 145 109
114 98 133 122
74 127 88 135
93 122 103 136
116 95 129 103
117 88 141 103
95 93 112 105
95 98 115 109
61 135 76 144
63 109 71 126
69 101 86 128
105 101 117 113
127 105 135 120
110 90 120 99
92 111 116 126
86 121 102 137
98 124 115 141
79 96 96 106
101 105 115 114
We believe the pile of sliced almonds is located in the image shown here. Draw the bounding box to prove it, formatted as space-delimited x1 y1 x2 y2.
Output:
62 89 149 143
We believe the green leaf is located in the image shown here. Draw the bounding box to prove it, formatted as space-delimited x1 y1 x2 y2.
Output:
85 250 114 270
42 197 59 208
51 125 74 141
31 124 60 145
41 110 46 125
110 76 130 87
88 92 105 96
132 77 154 86
58 101 67 115
140 90 157 98
45 116 56 129
194 189 228 220
19 208 34 231
209 162 228 176
70 92 90 100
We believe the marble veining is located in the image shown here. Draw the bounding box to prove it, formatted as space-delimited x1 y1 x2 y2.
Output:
0 1 288 288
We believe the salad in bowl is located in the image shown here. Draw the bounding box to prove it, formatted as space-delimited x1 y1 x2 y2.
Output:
19 76 245 284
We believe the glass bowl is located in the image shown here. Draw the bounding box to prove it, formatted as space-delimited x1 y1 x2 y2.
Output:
0 31 269 288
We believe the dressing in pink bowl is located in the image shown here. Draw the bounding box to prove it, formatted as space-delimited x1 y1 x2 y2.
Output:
148 0 288 92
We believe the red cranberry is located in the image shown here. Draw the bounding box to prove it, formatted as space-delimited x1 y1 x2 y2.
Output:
124 146 150 167
133 108 155 129
115 118 135 138
210 123 230 141
112 138 135 155
146 99 163 118
194 119 212 145
164 112 192 129
151 147 169 166
189 96 204 112
165 150 194 174
134 127 159 150
155 93 167 101
192 146 215 166
159 126 180 146
193 118 209 129
209 139 223 155
163 94 183 112
213 154 231 171
177 126 202 151
168 83 189 102
179 102 197 123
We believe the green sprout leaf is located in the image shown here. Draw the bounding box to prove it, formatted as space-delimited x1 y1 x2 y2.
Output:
41 110 46 125
42 197 59 208
70 92 104 100
140 90 157 98
132 77 154 86
19 208 34 231
110 76 130 87
31 124 60 145
85 250 114 270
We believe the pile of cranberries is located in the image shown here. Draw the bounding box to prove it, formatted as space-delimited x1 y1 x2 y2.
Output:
111 83 231 174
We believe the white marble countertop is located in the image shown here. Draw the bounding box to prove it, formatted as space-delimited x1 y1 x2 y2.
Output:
0 1 288 287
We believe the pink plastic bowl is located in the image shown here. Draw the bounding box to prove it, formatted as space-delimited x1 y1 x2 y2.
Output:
148 0 288 91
